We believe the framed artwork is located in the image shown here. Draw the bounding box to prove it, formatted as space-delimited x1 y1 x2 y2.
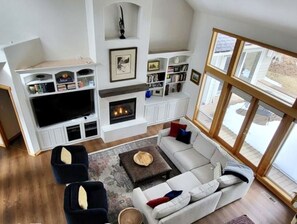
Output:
147 60 160 71
152 89 163 96
109 47 137 82
190 69 201 85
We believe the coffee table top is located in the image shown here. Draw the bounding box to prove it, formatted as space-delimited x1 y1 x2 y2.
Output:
119 146 172 184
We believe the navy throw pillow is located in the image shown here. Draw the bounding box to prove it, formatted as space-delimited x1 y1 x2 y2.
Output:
164 190 183 200
176 129 192 144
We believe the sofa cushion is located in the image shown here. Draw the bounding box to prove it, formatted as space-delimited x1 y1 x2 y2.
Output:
179 117 201 144
191 164 214 184
160 136 192 154
210 149 229 168
166 171 201 193
217 175 242 188
144 183 172 201
193 133 217 160
174 148 209 171
189 179 219 202
147 197 171 208
176 129 192 144
169 122 187 137
152 192 191 219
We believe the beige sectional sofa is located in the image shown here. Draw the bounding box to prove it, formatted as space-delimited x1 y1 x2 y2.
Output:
132 117 254 224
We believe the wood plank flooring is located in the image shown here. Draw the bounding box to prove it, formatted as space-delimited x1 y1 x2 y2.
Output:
0 124 294 224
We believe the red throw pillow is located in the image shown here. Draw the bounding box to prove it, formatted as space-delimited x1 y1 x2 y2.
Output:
169 122 187 137
146 196 170 208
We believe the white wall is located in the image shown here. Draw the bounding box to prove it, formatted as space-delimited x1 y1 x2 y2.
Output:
184 12 297 119
0 0 89 60
149 0 194 53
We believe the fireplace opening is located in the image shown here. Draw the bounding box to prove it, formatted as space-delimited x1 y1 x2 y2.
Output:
109 98 136 124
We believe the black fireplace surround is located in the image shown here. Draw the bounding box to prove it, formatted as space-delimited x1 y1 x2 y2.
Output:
109 98 136 124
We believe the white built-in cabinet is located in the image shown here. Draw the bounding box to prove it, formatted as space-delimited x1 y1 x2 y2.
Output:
145 94 189 125
16 58 100 150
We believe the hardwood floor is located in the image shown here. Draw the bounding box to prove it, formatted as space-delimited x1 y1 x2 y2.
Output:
0 124 294 224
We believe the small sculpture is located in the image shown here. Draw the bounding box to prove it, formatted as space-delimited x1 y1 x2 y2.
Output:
119 6 126 39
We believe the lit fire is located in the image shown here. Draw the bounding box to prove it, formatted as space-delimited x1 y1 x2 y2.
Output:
113 107 129 117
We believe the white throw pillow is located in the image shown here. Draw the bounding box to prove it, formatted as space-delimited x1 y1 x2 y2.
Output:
189 179 219 202
213 162 222 179
152 192 191 219
78 186 88 210
217 175 242 188
60 147 72 164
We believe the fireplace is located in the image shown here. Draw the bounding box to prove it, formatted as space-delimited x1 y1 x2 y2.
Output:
109 98 136 124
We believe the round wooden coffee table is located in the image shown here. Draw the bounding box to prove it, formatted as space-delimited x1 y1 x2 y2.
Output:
118 207 143 224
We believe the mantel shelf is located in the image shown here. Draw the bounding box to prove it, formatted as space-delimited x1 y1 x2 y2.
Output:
99 84 148 98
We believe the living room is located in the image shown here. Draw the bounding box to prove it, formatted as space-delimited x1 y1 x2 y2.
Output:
0 0 297 223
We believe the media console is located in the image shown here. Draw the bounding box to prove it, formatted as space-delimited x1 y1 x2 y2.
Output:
16 58 100 150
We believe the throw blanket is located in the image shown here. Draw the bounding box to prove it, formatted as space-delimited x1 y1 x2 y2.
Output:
223 161 254 183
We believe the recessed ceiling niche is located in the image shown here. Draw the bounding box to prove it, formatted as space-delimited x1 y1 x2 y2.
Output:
104 2 140 40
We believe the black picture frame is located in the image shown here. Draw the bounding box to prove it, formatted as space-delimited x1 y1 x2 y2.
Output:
190 69 201 85
109 47 137 82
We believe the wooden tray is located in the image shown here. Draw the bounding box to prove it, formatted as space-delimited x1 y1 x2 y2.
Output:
133 151 153 166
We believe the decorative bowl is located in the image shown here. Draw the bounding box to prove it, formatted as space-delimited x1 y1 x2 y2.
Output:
133 151 153 166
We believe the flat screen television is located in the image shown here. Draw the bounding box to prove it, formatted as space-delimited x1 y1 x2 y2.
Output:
31 90 95 127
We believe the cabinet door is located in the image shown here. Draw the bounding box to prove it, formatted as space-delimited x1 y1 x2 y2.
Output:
175 98 189 118
156 103 167 123
38 127 66 150
167 98 189 120
145 105 156 125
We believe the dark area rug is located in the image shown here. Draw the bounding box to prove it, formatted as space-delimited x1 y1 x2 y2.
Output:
88 136 180 224
226 215 255 224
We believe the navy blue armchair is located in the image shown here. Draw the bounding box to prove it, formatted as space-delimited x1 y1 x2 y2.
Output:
64 181 109 224
51 145 89 184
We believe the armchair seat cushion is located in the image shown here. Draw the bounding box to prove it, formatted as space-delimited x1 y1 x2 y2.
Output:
64 181 108 224
51 145 89 184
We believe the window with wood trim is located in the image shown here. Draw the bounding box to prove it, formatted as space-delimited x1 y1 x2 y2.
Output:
193 28 297 208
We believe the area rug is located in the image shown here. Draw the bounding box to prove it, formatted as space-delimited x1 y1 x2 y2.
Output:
88 136 180 224
226 215 255 224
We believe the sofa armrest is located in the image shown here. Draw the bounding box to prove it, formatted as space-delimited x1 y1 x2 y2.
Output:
132 188 159 224
157 128 170 145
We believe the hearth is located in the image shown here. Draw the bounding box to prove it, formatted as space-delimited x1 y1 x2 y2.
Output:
109 98 136 124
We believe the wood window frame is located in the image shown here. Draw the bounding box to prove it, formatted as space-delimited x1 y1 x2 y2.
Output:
193 28 297 210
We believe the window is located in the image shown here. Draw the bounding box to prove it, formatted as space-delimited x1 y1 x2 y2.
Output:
194 28 297 205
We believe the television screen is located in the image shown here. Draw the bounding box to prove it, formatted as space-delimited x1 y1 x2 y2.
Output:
31 90 95 127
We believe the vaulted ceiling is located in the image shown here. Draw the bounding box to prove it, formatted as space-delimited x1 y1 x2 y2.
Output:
186 0 297 36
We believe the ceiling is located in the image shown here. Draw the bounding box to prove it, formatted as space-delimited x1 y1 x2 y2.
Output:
186 0 297 36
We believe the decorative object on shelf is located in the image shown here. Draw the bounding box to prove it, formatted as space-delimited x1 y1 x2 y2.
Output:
190 69 201 85
145 90 152 98
165 84 169 96
177 83 182 92
174 56 180 64
36 74 45 80
119 5 125 39
56 72 73 83
133 151 153 166
153 89 163 96
110 47 137 82
147 60 160 71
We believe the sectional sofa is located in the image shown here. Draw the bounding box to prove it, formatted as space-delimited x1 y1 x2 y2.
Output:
132 117 254 224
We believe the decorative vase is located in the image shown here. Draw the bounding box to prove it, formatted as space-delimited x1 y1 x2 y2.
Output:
145 90 152 98
165 85 169 96
177 83 182 92
174 57 180 64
